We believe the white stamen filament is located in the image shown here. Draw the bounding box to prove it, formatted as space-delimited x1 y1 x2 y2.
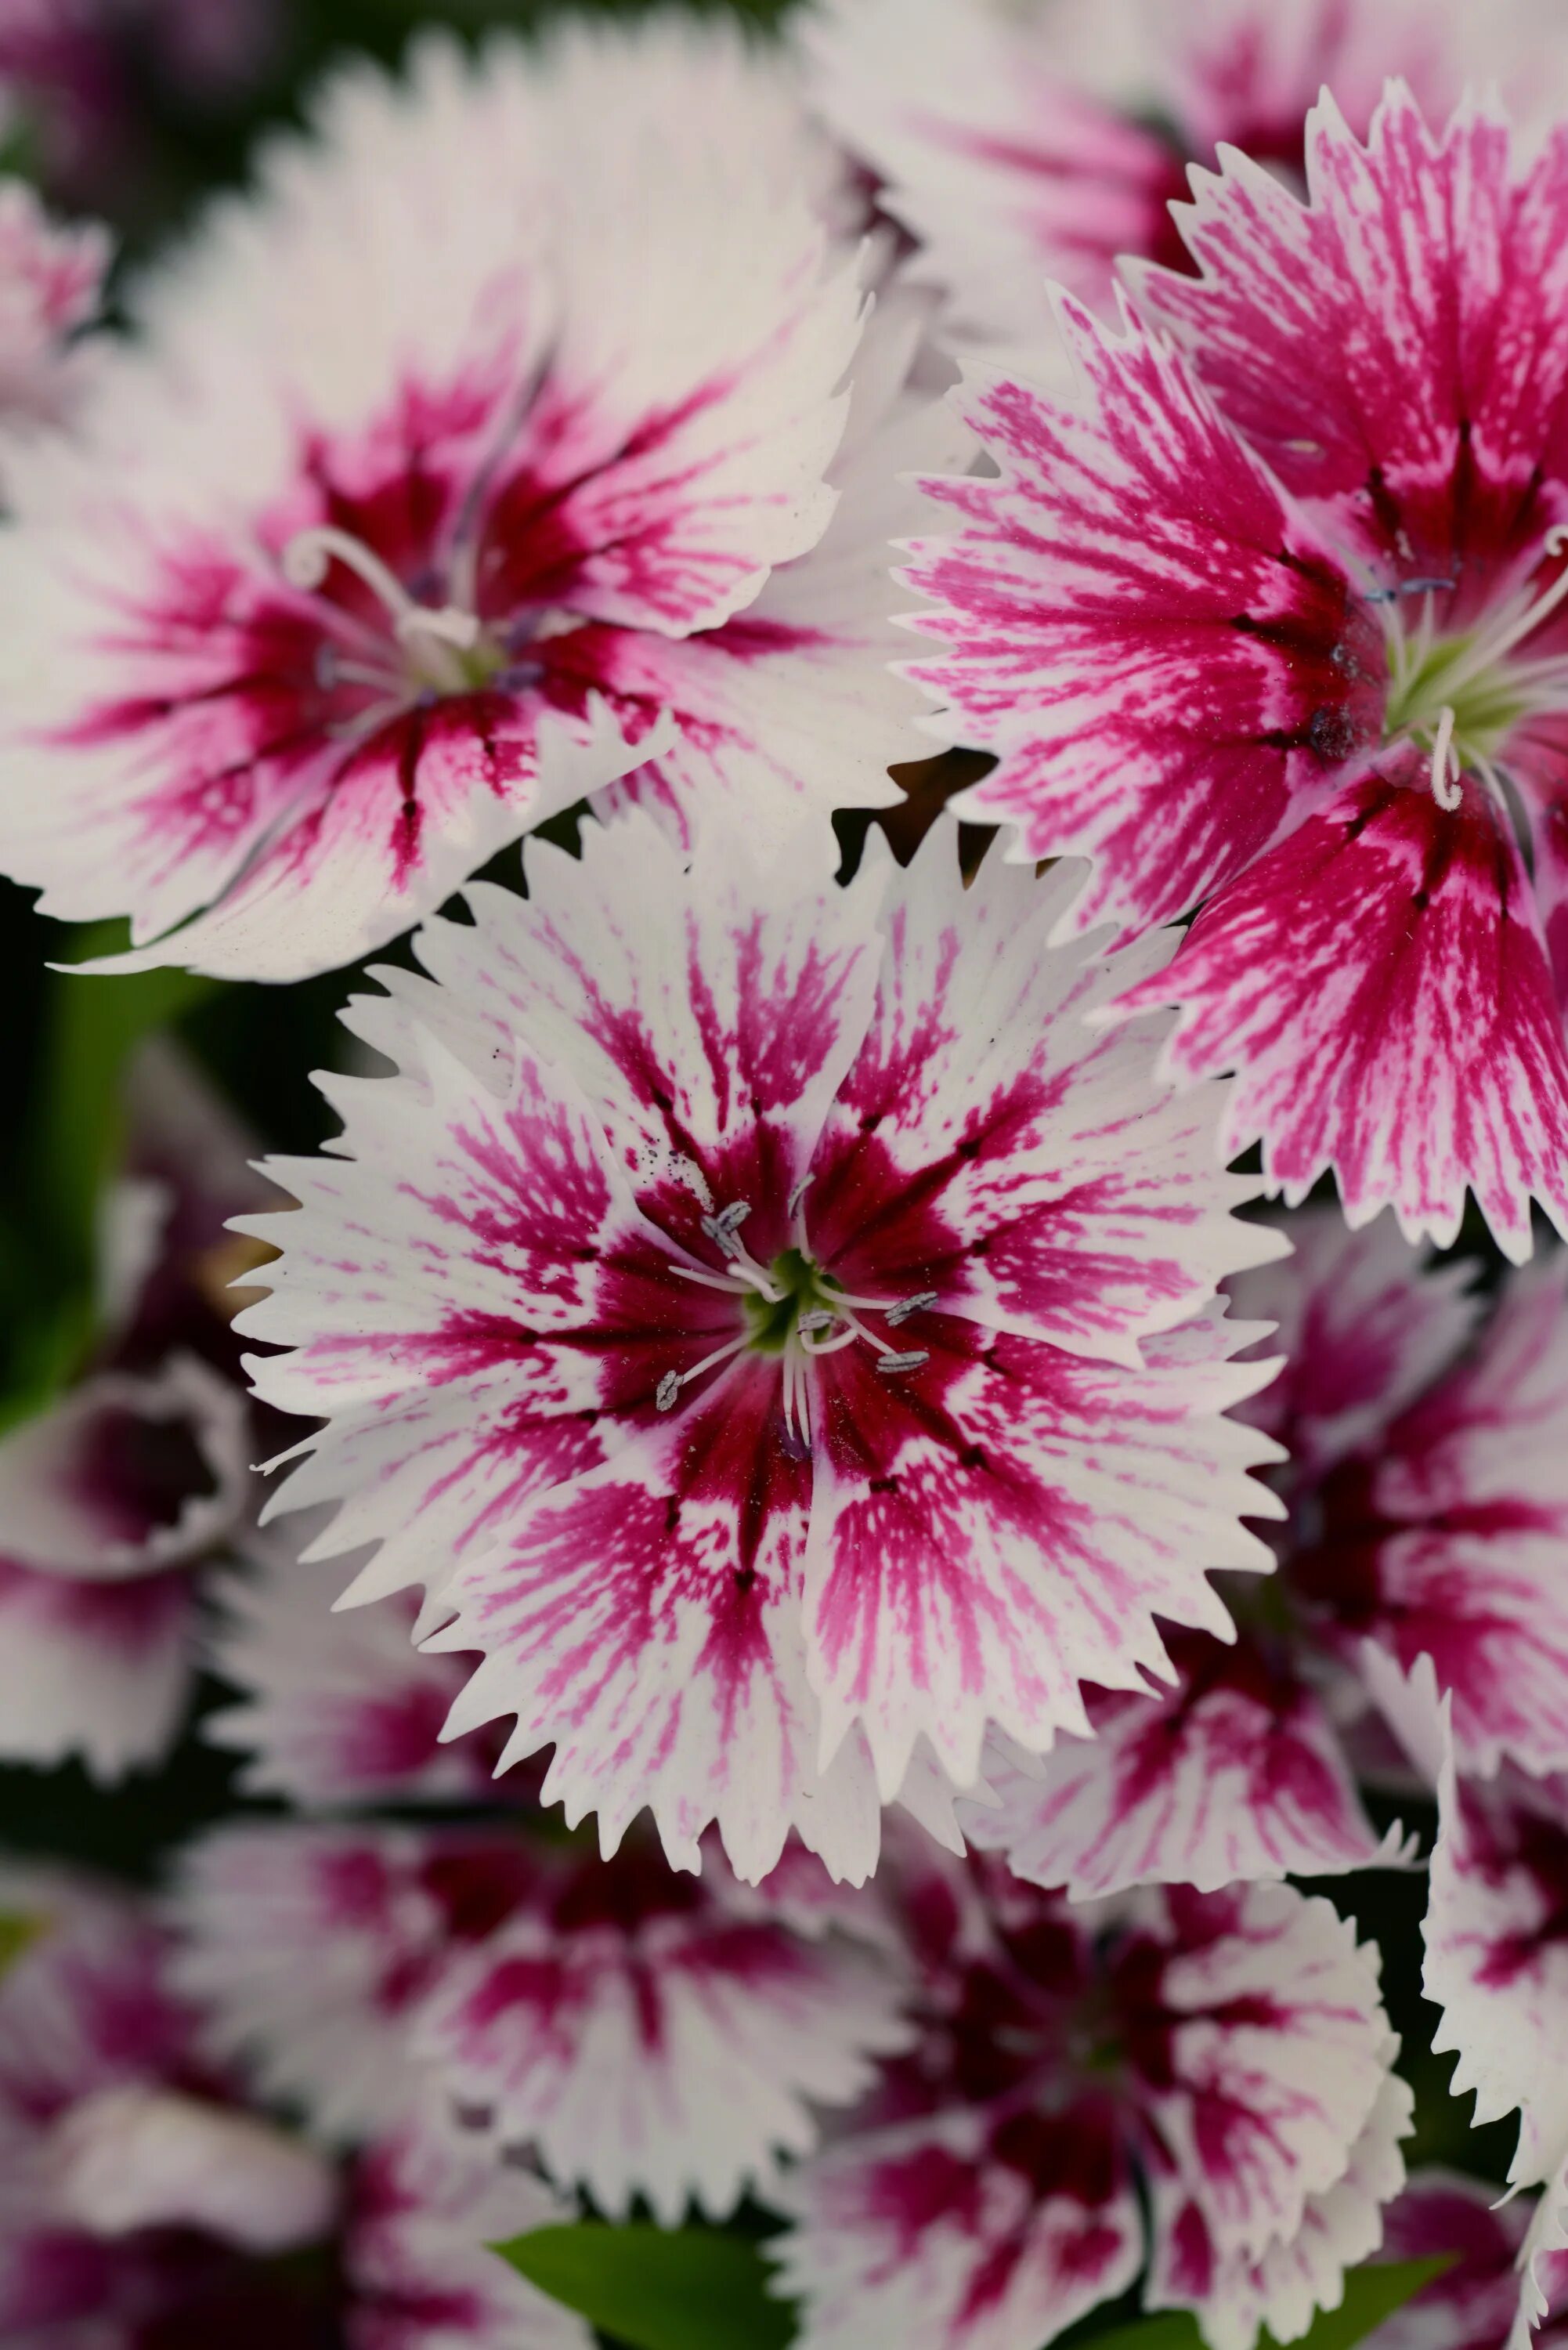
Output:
281 524 483 692
1429 703 1463 811
283 524 421 616
654 1330 750 1412
656 1197 935 1426
1436 522 1568 690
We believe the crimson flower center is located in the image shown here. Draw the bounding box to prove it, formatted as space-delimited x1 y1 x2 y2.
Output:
655 1199 938 1445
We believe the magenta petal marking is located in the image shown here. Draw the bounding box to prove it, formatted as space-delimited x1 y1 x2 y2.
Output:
1138 91 1568 584
902 301 1380 937
428 1360 825 1882
1113 768 1568 1257
971 1634 1394 1898
1321 1260 1568 1777
807 843 1280 1365
1225 1206 1482 1482
806 1313 1271 1795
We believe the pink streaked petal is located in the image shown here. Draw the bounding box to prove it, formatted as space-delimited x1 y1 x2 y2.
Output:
1516 734 1568 1012
238 1027 666 1598
805 1306 1281 1798
589 279 961 848
901 300 1381 938
1225 1206 1481 1479
428 1362 865 1884
0 510 380 951
1343 1260 1568 1777
479 34 865 638
1136 91 1568 581
809 837 1285 1368
414 1845 909 2223
774 2104 1143 2350
347 2120 592 2350
363 809 885 1261
172 1822 537 2142
0 1355 250 1580
804 0 1180 339
0 1558 193 1780
204 1516 494 1809
85 691 650 985
1151 2067 1412 2350
1110 767 1568 1260
1129 1883 1394 2269
1425 1749 1568 2186
966 1632 1403 1900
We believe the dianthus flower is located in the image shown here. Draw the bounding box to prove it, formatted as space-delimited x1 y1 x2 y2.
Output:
0 1041 268 1777
773 1846 1409 2350
970 1209 1568 1899
234 810 1281 1879
805 0 1489 345
0 1861 569 2350
0 23 941 981
174 1816 909 2222
905 89 1568 1256
1425 1738 1568 2350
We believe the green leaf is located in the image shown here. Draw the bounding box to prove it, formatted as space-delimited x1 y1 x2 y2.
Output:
1085 2258 1454 2350
493 2222 796 2350
36 938 216 1273
0 932 219 1428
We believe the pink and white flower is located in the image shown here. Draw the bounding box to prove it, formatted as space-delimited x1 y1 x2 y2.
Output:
970 1208 1568 1899
175 1816 909 2222
905 88 1568 1257
772 1852 1408 2350
0 1860 587 2348
0 1864 345 2348
0 1041 269 1779
235 809 1283 1880
0 22 938 982
1424 1745 1568 2349
803 0 1523 348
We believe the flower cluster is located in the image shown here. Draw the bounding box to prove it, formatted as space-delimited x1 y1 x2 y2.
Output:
2 4 1568 2349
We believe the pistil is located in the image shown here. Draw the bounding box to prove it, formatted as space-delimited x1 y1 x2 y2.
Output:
282 522 498 700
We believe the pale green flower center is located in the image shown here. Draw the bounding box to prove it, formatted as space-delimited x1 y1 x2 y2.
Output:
1381 524 1568 808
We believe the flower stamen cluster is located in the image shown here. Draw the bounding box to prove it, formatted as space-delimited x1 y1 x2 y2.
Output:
656 1195 935 1444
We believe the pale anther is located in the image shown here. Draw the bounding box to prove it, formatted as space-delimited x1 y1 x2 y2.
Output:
885 1291 938 1325
700 1202 752 1259
876 1350 930 1376
656 1372 681 1413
